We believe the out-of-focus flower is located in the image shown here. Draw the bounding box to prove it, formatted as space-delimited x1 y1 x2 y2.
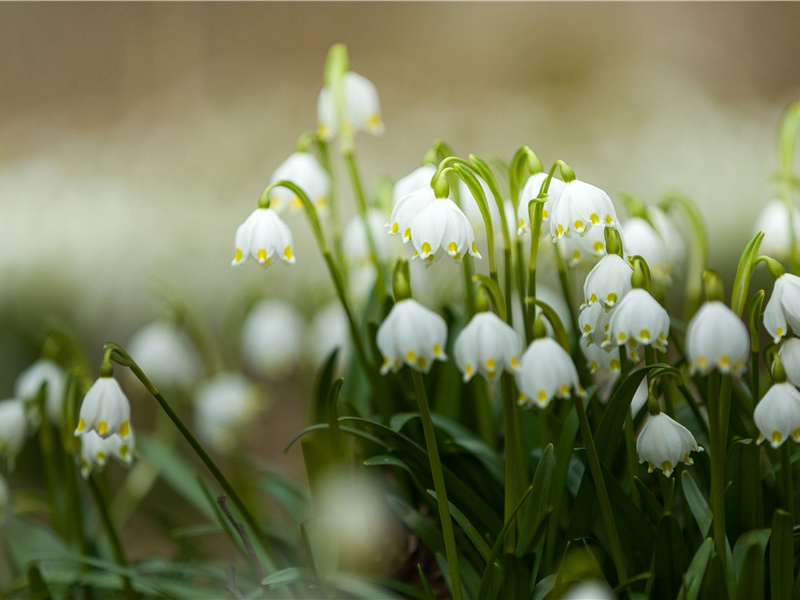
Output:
636 412 703 477
754 382 800 448
376 299 447 374
549 179 618 241
582 254 633 309
410 199 481 264
392 165 436 207
127 321 202 390
516 337 584 409
608 288 670 351
764 273 800 344
622 217 670 284
267 152 331 215
454 312 521 383
231 208 295 268
317 71 384 141
79 429 135 478
305 301 350 371
14 359 66 425
517 173 566 236
686 301 749 376
562 580 616 600
343 209 393 267
241 298 304 380
648 206 685 271
0 399 28 469
754 200 800 260
74 377 132 440
194 373 263 455
778 337 800 387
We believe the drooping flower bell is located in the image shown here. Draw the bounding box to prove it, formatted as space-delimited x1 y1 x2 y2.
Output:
608 288 670 351
454 311 521 383
754 382 800 448
79 429 135 478
647 206 685 272
517 172 566 236
386 186 435 242
636 412 703 477
516 337 584 409
376 299 448 374
559 225 608 267
267 152 331 215
14 359 66 425
549 179 619 241
582 254 633 309
74 377 132 440
685 301 749 376
317 71 384 141
764 272 800 343
409 198 481 264
0 398 28 469
754 200 800 261
127 321 202 390
778 337 800 387
622 217 671 285
194 372 264 455
241 298 304 380
231 207 295 268
580 338 621 375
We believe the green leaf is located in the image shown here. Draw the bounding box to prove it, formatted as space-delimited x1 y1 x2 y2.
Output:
516 444 555 556
1 514 80 583
726 439 763 540
653 513 689 600
385 495 445 555
699 552 728 599
417 564 437 600
529 299 570 353
428 489 493 564
26 564 51 600
770 510 794 600
532 574 557 600
682 470 713 538
301 516 338 593
262 566 315 588
735 541 765 600
731 232 765 317
634 477 664 525
677 538 714 600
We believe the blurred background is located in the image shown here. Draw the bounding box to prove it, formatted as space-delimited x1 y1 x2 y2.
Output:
0 2 798 420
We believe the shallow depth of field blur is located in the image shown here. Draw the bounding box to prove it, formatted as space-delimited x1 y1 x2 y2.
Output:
1 0 799 571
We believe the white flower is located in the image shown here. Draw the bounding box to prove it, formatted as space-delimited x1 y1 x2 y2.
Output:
317 71 384 140
241 299 304 380
517 173 566 235
764 273 800 343
608 288 670 351
74 377 132 440
14 359 66 424
582 254 633 309
754 383 800 448
343 209 393 267
305 301 350 371
267 152 331 215
194 373 264 455
410 199 481 264
0 399 28 469
754 200 800 260
80 429 136 478
636 412 703 477
376 299 447 374
393 165 436 207
648 206 685 271
622 218 670 284
549 179 619 241
580 338 621 375
387 186 435 242
454 312 521 383
516 337 584 408
562 581 615 600
779 337 800 388
231 208 295 267
686 301 749 376
559 225 608 267
127 321 201 390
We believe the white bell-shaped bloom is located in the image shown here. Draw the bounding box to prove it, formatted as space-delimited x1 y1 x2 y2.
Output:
194 373 264 455
636 412 703 477
14 359 66 425
127 321 202 390
764 273 800 343
454 312 521 383
241 298 304 380
608 288 670 351
376 299 447 374
686 301 749 376
578 301 607 344
754 383 800 448
778 337 800 388
0 399 28 469
458 175 501 233
393 165 436 207
387 186 435 242
582 254 633 309
562 581 616 600
74 377 132 440
343 209 393 267
305 301 350 371
79 429 136 478
549 179 619 241
231 208 295 268
580 338 621 375
648 206 685 271
267 152 331 215
517 173 566 236
559 225 608 267
516 337 584 409
410 199 481 264
317 71 384 141
754 200 800 260
622 218 670 284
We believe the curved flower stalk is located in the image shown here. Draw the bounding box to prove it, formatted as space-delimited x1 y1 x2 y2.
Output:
231 207 296 268
636 411 704 477
454 311 521 383
240 298 304 380
376 299 448 373
754 382 800 448
127 320 202 390
549 179 619 241
267 152 331 215
764 272 800 343
686 301 749 376
14 359 66 425
458 173 501 233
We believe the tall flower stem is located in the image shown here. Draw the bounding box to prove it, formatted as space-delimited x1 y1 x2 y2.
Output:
781 443 795 520
525 201 544 341
411 370 463 600
706 371 728 572
502 374 526 551
573 395 628 584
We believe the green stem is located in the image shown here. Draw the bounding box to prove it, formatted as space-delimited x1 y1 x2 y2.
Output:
781 442 795 520
624 412 641 508
462 256 476 317
554 244 579 338
525 202 544 340
573 395 628 584
707 372 728 572
475 379 496 450
502 373 526 552
36 389 62 536
751 352 760 407
514 239 529 341
411 371 463 600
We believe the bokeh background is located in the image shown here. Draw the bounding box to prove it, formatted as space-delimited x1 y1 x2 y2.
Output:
1 2 799 437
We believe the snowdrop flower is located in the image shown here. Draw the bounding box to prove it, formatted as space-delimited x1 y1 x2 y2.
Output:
454 312 521 383
686 301 749 376
754 383 800 448
231 208 295 268
343 209 393 267
376 299 447 374
582 254 633 309
517 173 565 235
127 321 201 390
549 179 618 241
622 218 670 284
387 186 435 242
393 165 436 207
74 377 132 440
0 399 28 469
79 429 135 478
410 199 481 264
764 273 800 343
305 301 350 371
241 298 304 380
580 338 621 375
778 337 800 387
636 412 703 477
559 225 608 267
608 288 670 351
578 301 607 344
317 71 384 140
14 359 66 425
754 200 800 260
194 373 264 455
648 206 685 271
516 337 584 409
562 581 615 600
267 152 331 215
